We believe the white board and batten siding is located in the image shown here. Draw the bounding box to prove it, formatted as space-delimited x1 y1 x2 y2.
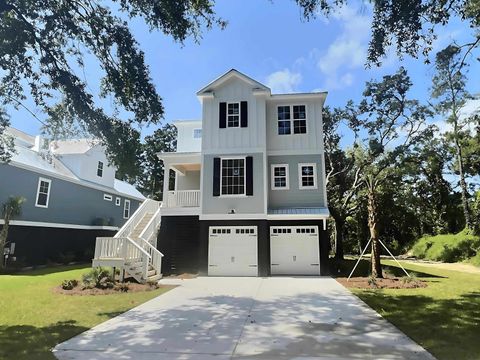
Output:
208 226 258 276
201 79 267 154
270 226 320 275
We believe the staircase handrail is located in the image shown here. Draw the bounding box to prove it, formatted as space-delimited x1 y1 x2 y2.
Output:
138 206 162 244
115 199 160 239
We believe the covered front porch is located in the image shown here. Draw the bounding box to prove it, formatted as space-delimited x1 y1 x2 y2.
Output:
158 152 201 214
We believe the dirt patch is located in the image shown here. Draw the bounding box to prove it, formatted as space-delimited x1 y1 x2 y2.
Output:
163 273 198 279
53 282 176 296
337 276 427 289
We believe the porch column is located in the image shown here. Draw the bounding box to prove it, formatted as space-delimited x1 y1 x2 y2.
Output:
162 162 170 206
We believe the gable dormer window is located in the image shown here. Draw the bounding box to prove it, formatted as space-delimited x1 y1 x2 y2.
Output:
277 105 307 135
193 128 202 138
97 161 104 177
227 103 240 127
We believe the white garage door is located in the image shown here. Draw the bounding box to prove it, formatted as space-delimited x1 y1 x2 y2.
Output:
270 226 320 275
208 226 258 276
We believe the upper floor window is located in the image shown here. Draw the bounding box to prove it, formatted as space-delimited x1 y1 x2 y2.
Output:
277 105 307 135
271 164 289 190
97 161 104 177
293 105 307 134
221 158 245 196
35 177 51 208
227 103 240 127
123 199 131 219
193 128 202 138
298 163 317 189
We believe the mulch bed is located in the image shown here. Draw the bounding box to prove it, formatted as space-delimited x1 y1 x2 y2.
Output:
53 282 175 296
336 276 427 289
163 273 198 279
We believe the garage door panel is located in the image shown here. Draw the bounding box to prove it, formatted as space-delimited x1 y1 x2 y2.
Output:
270 226 320 275
208 226 258 276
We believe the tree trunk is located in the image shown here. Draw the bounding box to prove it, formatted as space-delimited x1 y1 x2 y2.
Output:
334 218 345 260
367 189 383 278
0 221 9 270
455 141 472 229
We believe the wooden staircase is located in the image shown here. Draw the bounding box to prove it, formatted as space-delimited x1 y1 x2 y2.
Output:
92 199 163 283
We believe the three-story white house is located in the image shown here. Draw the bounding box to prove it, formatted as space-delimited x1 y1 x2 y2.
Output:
158 69 329 276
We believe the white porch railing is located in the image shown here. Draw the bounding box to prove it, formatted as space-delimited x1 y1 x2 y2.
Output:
166 190 200 208
116 199 160 239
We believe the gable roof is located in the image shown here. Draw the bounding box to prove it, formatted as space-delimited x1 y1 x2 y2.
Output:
197 69 271 96
51 139 99 155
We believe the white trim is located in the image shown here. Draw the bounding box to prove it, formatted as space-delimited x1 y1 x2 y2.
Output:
200 213 266 220
8 160 145 201
271 164 290 190
269 93 327 101
35 177 51 208
103 194 113 201
203 148 264 155
199 213 329 221
162 207 201 216
226 102 240 128
115 197 121 206
0 219 118 231
123 199 131 219
298 163 318 190
267 149 323 156
220 156 247 198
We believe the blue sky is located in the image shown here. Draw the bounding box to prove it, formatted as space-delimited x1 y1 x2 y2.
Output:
10 0 480 141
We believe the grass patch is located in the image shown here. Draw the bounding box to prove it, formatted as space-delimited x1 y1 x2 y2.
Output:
411 229 480 263
0 265 171 359
339 259 480 360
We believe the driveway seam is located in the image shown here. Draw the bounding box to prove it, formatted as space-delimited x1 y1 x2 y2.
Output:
230 278 263 359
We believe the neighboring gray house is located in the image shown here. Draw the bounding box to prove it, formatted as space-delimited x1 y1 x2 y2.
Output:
0 127 144 265
156 69 329 276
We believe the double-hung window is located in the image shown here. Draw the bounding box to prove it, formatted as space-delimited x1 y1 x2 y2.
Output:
123 199 131 219
298 163 317 189
221 158 245 196
271 164 289 190
35 177 51 208
293 105 307 134
97 161 104 177
227 103 240 127
193 128 202 138
277 105 307 135
277 106 291 135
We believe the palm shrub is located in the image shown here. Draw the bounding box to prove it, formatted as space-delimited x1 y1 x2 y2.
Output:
0 196 25 268
82 267 115 289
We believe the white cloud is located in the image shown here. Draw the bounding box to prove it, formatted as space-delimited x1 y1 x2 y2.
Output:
316 5 371 89
265 69 302 94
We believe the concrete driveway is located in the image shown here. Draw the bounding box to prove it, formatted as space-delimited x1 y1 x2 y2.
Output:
54 277 435 360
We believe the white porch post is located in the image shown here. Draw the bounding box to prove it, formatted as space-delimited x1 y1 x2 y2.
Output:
162 162 170 205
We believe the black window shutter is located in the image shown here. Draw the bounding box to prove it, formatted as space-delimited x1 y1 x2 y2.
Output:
219 102 227 128
240 101 248 127
213 157 221 196
246 156 253 196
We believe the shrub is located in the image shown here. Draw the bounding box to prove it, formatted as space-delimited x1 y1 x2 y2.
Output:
114 283 130 292
82 267 115 289
410 229 480 263
61 279 79 290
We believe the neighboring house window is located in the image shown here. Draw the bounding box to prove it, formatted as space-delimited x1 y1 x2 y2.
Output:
97 161 104 177
271 164 289 190
277 106 291 135
115 197 121 206
35 177 51 208
277 105 307 135
227 103 240 128
104 194 112 201
293 105 307 134
221 158 245 196
193 128 202 138
298 163 317 189
123 199 131 219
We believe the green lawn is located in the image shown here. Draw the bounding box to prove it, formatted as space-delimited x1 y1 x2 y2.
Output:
0 265 171 360
346 260 480 360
